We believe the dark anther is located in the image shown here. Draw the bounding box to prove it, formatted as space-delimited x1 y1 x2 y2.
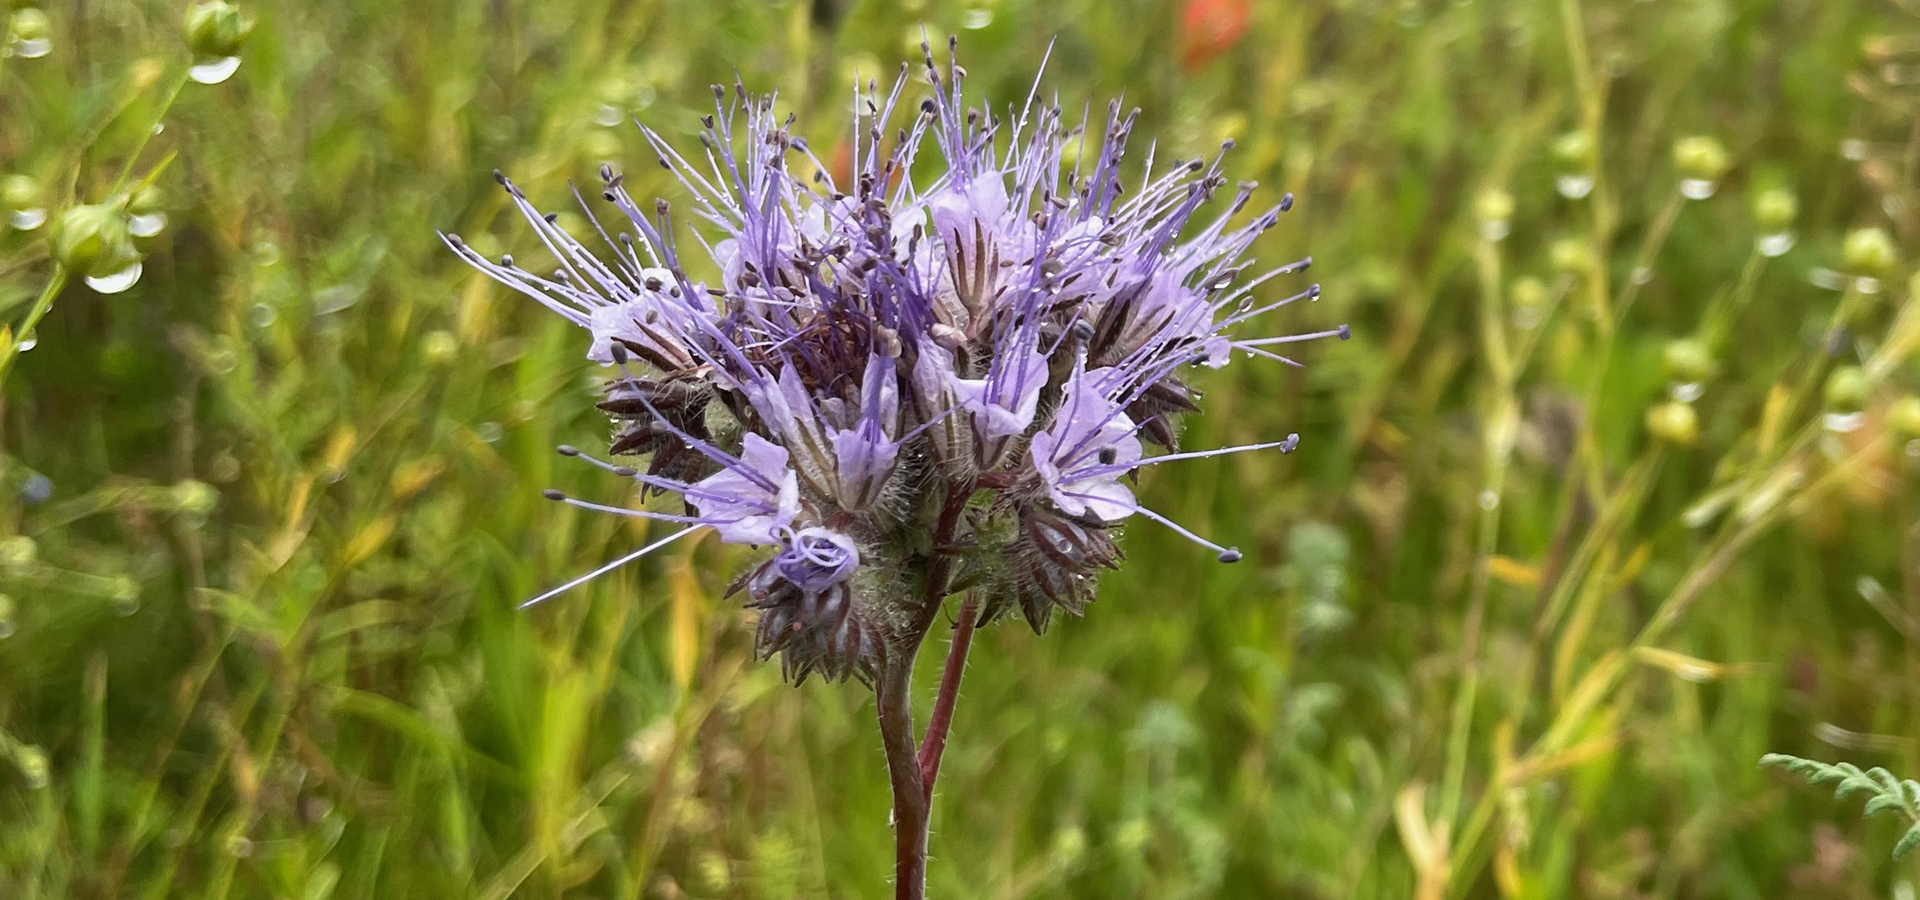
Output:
542 489 566 501
1337 324 1352 340
543 212 559 224
920 98 936 116
611 466 638 477
492 169 507 185
1217 548 1243 564
1098 447 1118 465
1279 193 1295 212
557 445 580 456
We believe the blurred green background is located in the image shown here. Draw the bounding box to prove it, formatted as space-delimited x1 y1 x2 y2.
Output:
4 0 1920 896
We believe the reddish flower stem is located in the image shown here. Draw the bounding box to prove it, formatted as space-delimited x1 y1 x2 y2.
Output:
875 480 975 900
917 595 977 800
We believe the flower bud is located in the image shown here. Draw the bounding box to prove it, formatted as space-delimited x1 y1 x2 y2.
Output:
1662 338 1715 384
1672 136 1730 183
9 7 49 42
49 204 140 279
1752 187 1797 232
1887 396 1920 442
1646 400 1698 447
183 1 250 60
1824 365 1868 413
1841 227 1897 276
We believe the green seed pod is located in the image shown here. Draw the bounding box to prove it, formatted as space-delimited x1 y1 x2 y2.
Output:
421 329 458 366
9 7 49 41
1550 237 1591 274
1752 188 1797 232
1 173 38 211
1824 365 1869 412
1886 396 1920 441
182 1 250 60
1672 136 1731 183
1511 276 1547 311
1841 227 1897 276
1551 131 1594 169
172 480 219 515
1474 187 1514 224
1646 401 1699 447
1663 338 1715 384
49 204 141 278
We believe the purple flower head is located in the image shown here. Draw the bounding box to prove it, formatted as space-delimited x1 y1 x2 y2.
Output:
445 38 1346 679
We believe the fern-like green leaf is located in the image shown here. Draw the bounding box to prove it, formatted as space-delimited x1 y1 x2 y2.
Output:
1897 823 1920 860
1763 753 1920 861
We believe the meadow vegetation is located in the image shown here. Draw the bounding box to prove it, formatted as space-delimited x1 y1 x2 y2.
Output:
3 0 1920 896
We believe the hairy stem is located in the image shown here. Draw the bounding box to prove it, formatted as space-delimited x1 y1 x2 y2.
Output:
877 655 928 900
918 594 978 799
877 479 974 899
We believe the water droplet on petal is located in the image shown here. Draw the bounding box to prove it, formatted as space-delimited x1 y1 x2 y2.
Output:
85 261 143 294
1757 231 1794 257
129 212 167 237
188 55 241 85
15 330 36 351
1679 178 1716 200
10 208 45 230
1555 174 1593 199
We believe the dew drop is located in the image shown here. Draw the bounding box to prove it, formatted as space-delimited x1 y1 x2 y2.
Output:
1669 381 1704 402
1511 306 1542 330
1853 276 1883 295
963 8 994 28
85 261 143 294
248 303 278 328
477 421 505 443
228 835 254 858
0 619 13 640
16 330 36 352
1808 267 1847 291
1630 267 1653 285
1907 439 1920 459
1477 489 1499 511
128 212 167 238
1757 231 1794 258
15 38 50 59
1823 411 1865 433
1555 174 1593 199
1478 220 1510 242
594 104 624 127
152 122 166 135
9 207 45 230
188 55 241 85
112 594 140 617
1678 178 1717 200
1839 138 1869 161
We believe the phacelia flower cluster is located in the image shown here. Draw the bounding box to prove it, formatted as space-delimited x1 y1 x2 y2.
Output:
444 41 1344 685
